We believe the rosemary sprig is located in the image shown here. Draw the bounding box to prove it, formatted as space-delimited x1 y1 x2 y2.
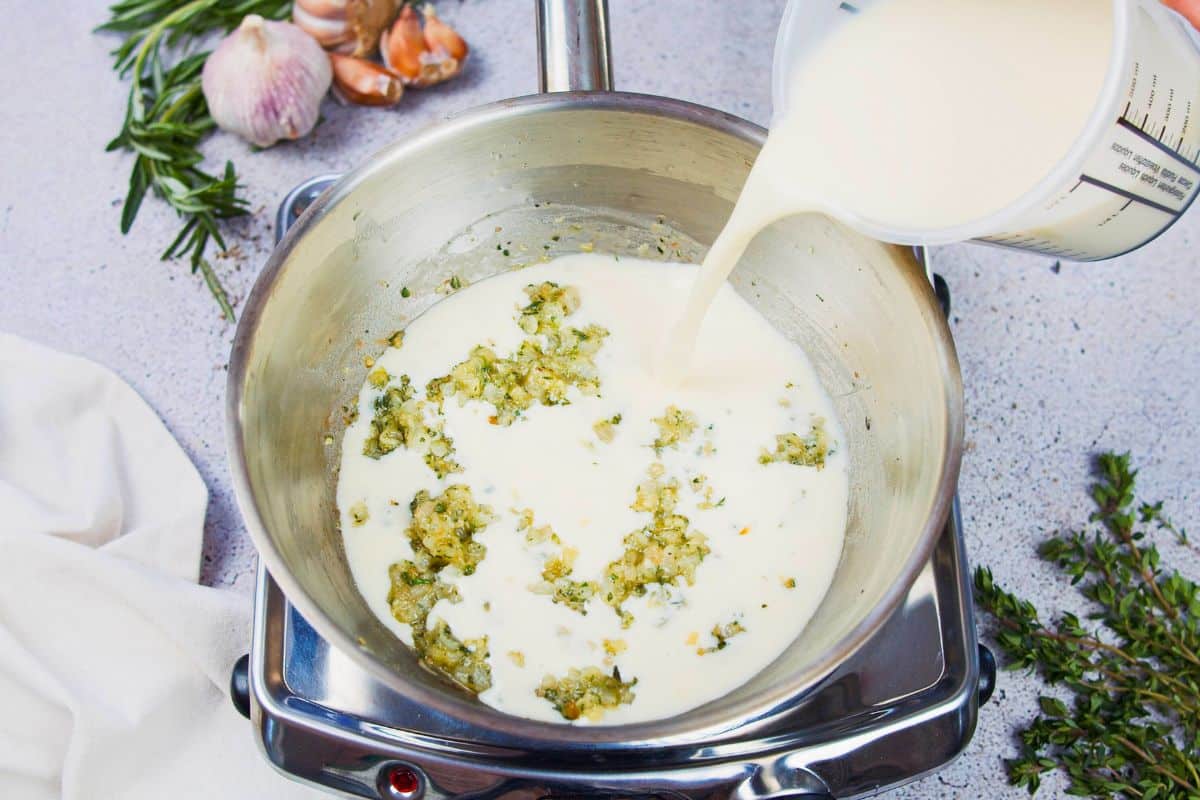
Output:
976 452 1199 799
99 0 292 320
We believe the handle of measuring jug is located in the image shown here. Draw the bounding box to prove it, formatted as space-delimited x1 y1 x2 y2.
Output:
536 0 613 92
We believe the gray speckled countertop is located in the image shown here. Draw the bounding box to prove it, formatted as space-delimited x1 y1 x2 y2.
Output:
3 1 1197 796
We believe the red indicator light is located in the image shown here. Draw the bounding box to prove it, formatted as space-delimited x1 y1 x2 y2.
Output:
388 766 421 795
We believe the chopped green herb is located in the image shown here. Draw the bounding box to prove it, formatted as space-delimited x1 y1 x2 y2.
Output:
437 275 467 295
697 619 746 655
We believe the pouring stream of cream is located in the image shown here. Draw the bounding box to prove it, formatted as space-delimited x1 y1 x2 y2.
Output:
661 0 1113 380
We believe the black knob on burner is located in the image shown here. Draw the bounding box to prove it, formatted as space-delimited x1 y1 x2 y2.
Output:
977 644 997 706
933 273 951 318
230 653 251 719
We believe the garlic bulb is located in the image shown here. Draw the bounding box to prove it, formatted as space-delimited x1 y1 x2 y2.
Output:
380 4 467 88
293 0 400 56
202 15 332 148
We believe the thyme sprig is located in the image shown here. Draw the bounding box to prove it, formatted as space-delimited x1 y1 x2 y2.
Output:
976 452 1199 798
99 0 292 320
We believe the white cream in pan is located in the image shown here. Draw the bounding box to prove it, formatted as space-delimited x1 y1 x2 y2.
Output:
336 254 848 724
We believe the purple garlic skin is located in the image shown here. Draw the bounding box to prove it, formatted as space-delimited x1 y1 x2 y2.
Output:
202 14 332 148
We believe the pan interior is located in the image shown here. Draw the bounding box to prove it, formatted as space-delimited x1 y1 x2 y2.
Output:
234 99 959 747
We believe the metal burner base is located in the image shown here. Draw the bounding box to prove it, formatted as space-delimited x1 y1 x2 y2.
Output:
237 499 990 800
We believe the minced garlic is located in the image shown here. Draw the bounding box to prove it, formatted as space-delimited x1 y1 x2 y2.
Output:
603 464 710 626
535 666 636 721
368 367 389 388
602 638 627 656
426 282 609 426
362 374 460 478
520 512 599 614
386 485 495 693
592 413 622 443
650 405 698 452
759 418 830 469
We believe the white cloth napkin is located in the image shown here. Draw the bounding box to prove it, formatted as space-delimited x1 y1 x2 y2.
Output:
0 334 324 800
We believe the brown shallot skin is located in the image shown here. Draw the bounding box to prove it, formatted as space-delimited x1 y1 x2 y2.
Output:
330 53 404 106
422 5 468 61
293 0 401 56
380 5 427 83
380 4 467 87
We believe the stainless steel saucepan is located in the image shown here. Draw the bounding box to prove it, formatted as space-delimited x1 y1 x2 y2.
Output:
227 0 963 752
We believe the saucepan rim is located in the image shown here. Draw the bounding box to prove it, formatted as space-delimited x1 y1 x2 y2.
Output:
225 88 964 750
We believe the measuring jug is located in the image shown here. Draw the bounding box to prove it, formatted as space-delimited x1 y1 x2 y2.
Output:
773 0 1200 260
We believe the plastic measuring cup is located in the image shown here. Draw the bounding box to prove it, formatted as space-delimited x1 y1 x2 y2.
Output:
772 0 1200 260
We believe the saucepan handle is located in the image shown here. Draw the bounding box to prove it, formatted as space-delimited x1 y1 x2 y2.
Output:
536 0 613 92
